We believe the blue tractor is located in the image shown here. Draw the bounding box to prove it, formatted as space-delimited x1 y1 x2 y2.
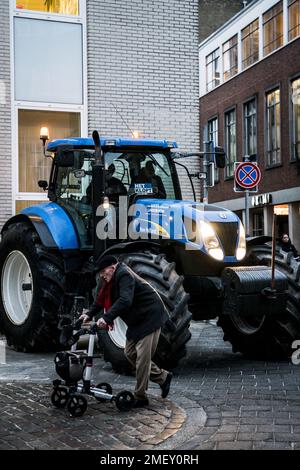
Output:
0 132 299 371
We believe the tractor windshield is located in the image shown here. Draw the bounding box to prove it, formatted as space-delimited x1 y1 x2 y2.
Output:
104 151 178 200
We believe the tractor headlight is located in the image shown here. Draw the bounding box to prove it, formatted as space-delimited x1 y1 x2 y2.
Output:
199 221 224 261
236 222 246 261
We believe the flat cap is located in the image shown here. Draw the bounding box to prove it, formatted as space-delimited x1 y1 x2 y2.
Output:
95 255 118 271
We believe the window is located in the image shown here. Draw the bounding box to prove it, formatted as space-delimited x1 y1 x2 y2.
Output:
18 109 81 194
289 0 300 40
225 109 236 178
263 1 283 56
14 17 83 104
266 89 281 166
206 49 220 92
242 19 259 69
15 0 79 15
208 117 219 182
223 35 238 81
244 99 257 158
291 78 300 161
252 211 264 236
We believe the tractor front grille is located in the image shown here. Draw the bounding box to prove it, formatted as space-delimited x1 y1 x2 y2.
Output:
210 222 239 257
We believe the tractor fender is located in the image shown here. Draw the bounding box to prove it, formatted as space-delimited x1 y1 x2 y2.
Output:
1 203 79 250
97 240 161 260
246 235 272 246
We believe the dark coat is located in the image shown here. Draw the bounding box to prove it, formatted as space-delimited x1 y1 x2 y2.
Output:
89 263 168 341
279 240 299 257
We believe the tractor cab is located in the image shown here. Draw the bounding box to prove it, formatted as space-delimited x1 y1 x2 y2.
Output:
44 137 181 249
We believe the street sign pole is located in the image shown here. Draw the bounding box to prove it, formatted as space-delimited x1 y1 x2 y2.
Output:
244 155 250 236
202 123 209 204
245 189 250 237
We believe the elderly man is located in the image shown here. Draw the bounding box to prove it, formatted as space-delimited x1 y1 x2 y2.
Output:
80 255 172 408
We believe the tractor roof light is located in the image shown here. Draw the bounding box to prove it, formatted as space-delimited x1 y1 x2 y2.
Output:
132 130 140 139
167 141 176 148
104 139 116 147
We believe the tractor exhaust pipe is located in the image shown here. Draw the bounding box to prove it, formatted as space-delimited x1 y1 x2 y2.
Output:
92 130 107 261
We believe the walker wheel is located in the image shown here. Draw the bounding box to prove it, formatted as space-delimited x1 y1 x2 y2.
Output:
51 386 69 409
67 394 87 417
95 382 113 402
115 390 135 411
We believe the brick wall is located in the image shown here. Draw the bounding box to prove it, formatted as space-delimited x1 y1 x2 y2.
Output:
199 38 300 204
199 0 243 43
87 0 200 199
0 0 12 227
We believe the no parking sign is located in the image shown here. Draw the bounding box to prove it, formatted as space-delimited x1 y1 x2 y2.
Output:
234 162 261 192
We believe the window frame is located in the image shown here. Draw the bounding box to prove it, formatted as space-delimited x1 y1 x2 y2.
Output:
13 0 83 21
223 35 238 82
252 210 264 237
14 104 85 205
224 108 237 179
288 0 300 41
10 0 87 215
241 18 259 70
243 97 257 159
265 87 282 168
290 76 300 162
14 16 84 105
206 48 220 92
263 1 284 57
207 116 220 183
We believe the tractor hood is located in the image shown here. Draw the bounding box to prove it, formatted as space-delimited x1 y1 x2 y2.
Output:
135 198 239 223
131 198 244 263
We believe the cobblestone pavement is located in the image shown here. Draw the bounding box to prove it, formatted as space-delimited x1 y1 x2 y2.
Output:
0 383 187 450
1 321 300 450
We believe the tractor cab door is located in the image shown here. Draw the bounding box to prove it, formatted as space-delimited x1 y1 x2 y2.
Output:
52 150 94 249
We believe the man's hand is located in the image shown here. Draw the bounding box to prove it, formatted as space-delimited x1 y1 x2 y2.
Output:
97 318 114 330
79 313 90 324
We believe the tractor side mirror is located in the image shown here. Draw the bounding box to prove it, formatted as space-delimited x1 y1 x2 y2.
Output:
55 145 75 167
214 146 226 169
38 180 48 191
55 150 75 167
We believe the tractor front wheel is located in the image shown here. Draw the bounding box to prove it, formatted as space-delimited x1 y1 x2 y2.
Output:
0 222 65 351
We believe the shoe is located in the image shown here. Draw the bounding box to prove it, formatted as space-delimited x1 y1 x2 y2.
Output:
160 372 172 398
133 398 149 408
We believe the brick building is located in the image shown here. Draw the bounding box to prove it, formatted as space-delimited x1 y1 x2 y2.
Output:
199 0 300 248
0 0 200 228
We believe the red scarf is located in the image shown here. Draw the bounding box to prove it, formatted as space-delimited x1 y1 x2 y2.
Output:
96 280 113 311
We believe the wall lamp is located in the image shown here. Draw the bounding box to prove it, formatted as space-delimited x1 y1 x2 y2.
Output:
40 127 49 156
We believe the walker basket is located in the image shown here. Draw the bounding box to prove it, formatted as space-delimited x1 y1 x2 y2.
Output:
54 351 86 384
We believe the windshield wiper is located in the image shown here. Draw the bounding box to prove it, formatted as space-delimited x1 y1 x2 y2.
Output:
147 153 169 177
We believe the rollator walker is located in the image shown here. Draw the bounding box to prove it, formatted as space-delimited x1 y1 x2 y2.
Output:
51 296 134 417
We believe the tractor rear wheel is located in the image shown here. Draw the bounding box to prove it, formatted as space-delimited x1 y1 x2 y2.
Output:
218 245 300 359
98 251 192 373
0 222 65 351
